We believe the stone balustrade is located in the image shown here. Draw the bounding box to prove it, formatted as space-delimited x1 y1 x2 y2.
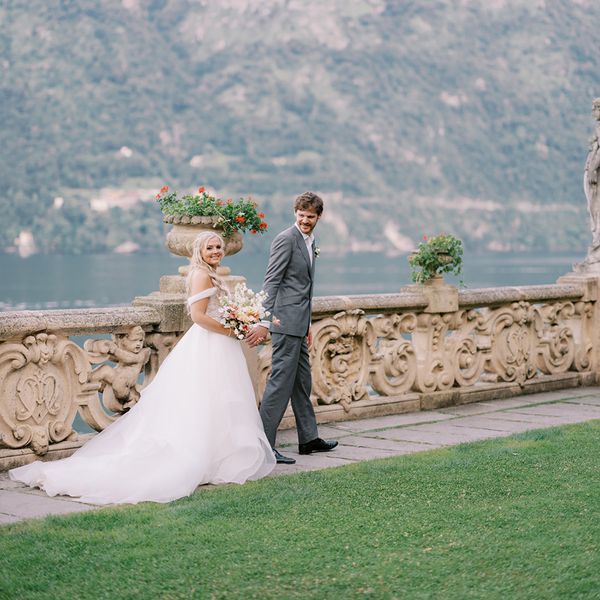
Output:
270 278 598 428
0 303 184 470
1 274 598 470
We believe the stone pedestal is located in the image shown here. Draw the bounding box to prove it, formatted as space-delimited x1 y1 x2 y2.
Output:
557 270 600 382
557 272 599 302
132 292 188 332
401 275 458 313
134 269 262 400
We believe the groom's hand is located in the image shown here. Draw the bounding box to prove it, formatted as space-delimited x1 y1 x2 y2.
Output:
306 327 313 349
246 325 269 348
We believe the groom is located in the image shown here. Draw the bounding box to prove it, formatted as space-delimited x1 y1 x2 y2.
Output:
246 192 338 464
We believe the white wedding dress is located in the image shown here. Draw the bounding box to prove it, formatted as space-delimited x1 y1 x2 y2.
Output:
9 287 275 505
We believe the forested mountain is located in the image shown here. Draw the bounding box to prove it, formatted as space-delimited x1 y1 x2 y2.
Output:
1 0 599 255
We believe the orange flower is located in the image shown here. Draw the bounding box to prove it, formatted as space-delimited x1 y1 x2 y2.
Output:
251 229 257 234
235 216 246 223
227 199 232 205
198 186 205 194
160 185 169 193
217 200 224 206
155 193 161 199
422 234 427 241
259 222 268 229
258 212 265 218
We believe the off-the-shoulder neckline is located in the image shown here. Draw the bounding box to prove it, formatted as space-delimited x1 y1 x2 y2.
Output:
187 287 218 304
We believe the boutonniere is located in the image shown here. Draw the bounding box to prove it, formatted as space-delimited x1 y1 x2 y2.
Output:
314 246 321 258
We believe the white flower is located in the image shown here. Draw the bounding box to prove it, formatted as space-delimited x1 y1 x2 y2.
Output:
218 283 269 340
314 246 321 258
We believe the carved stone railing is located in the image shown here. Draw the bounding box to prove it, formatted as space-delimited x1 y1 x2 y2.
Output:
256 276 600 428
1 275 599 470
0 299 188 470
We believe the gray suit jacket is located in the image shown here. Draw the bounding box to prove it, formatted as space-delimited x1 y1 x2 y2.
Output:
262 225 316 337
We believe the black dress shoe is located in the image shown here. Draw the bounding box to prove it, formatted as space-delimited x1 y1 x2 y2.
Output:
274 449 296 464
298 438 339 455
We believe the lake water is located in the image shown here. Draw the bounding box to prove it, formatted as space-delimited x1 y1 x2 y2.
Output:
0 250 586 311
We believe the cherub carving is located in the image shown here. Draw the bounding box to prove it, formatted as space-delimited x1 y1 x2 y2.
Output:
85 326 151 412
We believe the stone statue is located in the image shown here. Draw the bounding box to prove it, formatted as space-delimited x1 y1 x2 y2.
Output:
574 98 600 272
85 326 151 412
584 98 600 248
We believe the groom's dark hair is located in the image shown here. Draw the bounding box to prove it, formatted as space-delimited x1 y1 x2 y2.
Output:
294 191 324 215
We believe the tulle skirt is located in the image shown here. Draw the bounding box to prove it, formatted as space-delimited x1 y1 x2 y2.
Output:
9 325 275 505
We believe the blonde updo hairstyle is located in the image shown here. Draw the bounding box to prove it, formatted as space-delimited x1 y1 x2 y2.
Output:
186 231 227 297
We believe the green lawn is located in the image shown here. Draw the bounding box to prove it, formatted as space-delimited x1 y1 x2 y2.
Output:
1 422 600 599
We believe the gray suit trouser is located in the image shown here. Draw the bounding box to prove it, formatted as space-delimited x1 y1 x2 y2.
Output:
259 332 318 447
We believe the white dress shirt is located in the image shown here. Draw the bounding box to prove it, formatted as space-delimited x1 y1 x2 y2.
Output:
295 224 314 265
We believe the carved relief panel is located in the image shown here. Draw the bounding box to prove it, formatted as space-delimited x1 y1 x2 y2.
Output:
310 310 375 410
0 333 94 455
81 326 151 431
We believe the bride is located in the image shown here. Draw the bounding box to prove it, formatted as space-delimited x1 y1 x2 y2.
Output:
9 232 276 504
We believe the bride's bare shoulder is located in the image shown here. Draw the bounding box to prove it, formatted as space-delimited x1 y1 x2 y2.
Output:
189 269 214 295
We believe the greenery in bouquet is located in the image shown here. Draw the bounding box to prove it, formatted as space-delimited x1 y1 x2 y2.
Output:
155 186 268 237
408 233 464 284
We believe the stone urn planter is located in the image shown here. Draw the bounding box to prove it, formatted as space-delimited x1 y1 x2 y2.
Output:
153 186 268 294
163 214 243 259
159 215 245 293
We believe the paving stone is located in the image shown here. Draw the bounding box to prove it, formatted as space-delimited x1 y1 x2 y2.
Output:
0 475 56 497
439 404 501 416
364 428 463 446
444 417 535 433
323 445 399 461
336 435 428 453
470 397 556 411
518 387 600 403
411 420 499 433
483 412 571 426
270 452 354 475
510 404 600 419
332 411 454 432
406 424 501 443
557 387 600 399
553 403 600 417
564 396 600 407
0 490 94 519
0 513 21 525
445 427 503 441
429 416 511 431
0 474 24 491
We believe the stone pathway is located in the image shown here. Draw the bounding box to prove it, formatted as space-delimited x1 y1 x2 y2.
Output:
2 387 600 524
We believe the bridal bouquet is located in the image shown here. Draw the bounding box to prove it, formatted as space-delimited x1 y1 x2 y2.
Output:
219 283 269 340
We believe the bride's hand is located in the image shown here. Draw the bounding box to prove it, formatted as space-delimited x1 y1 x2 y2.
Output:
245 325 269 348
